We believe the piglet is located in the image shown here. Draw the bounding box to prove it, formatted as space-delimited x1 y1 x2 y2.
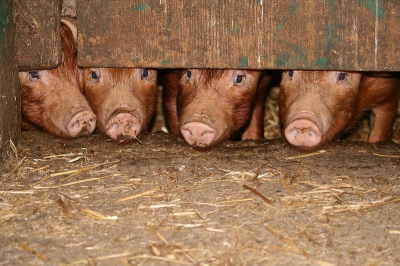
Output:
19 17 96 138
161 69 272 148
279 71 400 151
81 68 158 140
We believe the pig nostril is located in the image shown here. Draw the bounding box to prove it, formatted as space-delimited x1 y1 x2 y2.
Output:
182 128 193 136
124 123 136 134
110 123 118 131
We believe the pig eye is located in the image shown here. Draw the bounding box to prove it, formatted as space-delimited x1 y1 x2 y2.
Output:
142 69 149 78
90 70 100 80
29 71 40 80
288 70 294 77
186 71 192 78
234 75 244 84
338 72 347 81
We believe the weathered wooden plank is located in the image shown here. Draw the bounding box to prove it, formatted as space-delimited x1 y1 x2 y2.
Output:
15 0 62 70
0 0 20 164
62 0 76 17
77 0 400 71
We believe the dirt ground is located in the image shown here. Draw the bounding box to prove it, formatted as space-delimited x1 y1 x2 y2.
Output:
1 129 400 266
4 3 399 264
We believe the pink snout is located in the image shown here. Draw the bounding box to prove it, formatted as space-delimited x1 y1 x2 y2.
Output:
105 113 141 139
181 121 217 147
284 119 322 148
67 110 96 137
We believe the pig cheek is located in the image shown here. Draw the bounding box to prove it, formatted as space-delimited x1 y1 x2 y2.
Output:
230 92 255 132
176 84 196 123
84 85 105 119
123 83 157 124
20 74 51 127
44 89 74 134
213 85 256 139
323 97 357 142
140 82 158 118
178 83 196 108
211 88 255 145
20 87 44 126
33 88 68 135
278 88 289 126
316 82 358 135
145 90 158 126
278 82 297 127
128 85 158 133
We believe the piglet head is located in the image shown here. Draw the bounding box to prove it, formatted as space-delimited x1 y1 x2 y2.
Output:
177 69 261 148
81 67 158 141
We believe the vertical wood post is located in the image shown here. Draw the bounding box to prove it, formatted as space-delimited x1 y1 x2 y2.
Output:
0 0 20 165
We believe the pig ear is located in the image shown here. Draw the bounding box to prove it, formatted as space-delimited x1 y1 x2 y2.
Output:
61 17 77 41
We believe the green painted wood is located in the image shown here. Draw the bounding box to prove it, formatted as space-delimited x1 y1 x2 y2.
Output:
77 0 400 71
15 0 62 70
0 0 20 164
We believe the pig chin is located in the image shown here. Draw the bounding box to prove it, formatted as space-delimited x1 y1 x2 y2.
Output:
42 114 72 138
286 139 330 153
196 131 230 150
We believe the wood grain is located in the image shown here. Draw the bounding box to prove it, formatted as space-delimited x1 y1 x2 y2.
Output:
77 0 400 71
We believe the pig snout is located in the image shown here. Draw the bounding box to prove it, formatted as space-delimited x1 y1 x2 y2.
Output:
105 108 141 139
67 110 97 137
284 112 322 148
181 121 217 147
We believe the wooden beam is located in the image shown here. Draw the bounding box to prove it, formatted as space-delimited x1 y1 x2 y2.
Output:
77 0 400 71
15 0 62 70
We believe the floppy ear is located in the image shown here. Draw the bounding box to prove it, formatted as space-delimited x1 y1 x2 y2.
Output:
60 17 84 91
60 16 77 42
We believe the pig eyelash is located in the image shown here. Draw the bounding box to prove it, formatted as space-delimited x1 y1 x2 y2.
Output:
29 71 40 80
180 70 193 84
141 69 149 79
90 70 100 80
338 72 347 81
234 75 244 84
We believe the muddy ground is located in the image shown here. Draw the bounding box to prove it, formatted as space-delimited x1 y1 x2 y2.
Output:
1 130 399 266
